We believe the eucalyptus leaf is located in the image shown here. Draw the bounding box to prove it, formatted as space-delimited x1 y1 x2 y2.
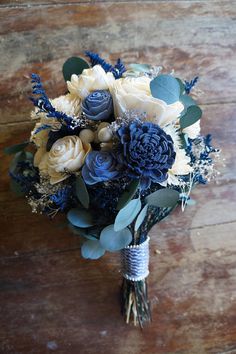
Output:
150 74 180 104
81 240 105 260
180 94 196 116
76 175 89 209
4 141 29 155
176 78 185 95
146 188 180 208
180 105 202 129
117 179 139 210
100 224 132 252
62 57 90 82
68 223 98 240
67 208 94 228
114 198 141 232
129 63 152 73
134 204 148 232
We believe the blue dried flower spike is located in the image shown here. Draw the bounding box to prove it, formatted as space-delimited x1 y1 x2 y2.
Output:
85 51 126 79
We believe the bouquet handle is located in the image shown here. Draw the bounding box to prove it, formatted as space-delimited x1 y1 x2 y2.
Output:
120 237 151 327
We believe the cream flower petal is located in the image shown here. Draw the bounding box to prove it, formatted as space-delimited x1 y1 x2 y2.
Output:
171 148 193 176
67 65 115 100
110 76 184 127
44 135 91 184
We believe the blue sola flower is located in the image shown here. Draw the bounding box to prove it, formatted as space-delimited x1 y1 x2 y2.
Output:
82 151 121 185
117 122 176 189
82 90 113 121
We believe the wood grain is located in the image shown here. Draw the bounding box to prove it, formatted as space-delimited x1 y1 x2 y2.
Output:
0 1 236 353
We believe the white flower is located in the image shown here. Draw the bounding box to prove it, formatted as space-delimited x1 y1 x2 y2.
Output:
67 65 115 100
182 120 201 139
31 94 80 125
163 124 181 148
162 124 193 186
39 135 91 185
171 149 193 176
110 76 184 126
51 94 81 117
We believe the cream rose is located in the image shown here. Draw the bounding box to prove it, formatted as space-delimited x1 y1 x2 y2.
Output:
67 65 115 100
40 136 91 184
110 76 184 127
161 124 193 186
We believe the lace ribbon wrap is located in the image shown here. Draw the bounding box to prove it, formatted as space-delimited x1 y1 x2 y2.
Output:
121 237 150 281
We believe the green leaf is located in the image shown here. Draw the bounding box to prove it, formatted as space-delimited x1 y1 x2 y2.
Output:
67 208 94 228
134 204 148 232
114 198 141 232
100 224 132 252
129 63 152 73
117 179 139 210
176 78 185 95
150 74 180 104
146 188 180 208
68 223 98 240
62 57 90 82
76 175 89 209
180 105 202 129
4 141 29 155
81 240 105 260
180 94 196 116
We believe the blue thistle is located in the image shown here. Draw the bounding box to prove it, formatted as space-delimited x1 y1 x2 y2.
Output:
184 76 199 94
85 51 126 79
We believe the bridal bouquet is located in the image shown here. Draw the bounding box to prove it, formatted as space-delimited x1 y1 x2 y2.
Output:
6 52 219 327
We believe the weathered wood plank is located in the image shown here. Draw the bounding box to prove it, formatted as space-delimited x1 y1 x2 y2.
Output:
0 1 236 124
0 220 235 354
0 0 228 6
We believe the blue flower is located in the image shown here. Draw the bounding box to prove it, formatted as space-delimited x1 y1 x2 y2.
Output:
82 151 120 185
49 186 72 211
117 122 176 189
82 90 113 121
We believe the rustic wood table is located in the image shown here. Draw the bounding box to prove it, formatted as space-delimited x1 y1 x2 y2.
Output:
0 1 236 353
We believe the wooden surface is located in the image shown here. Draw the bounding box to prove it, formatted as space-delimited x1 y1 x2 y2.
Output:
0 1 236 353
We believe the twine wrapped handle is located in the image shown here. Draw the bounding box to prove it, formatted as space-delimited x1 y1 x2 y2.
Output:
121 237 150 281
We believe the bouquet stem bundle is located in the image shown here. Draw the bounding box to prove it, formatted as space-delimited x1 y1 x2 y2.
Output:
121 278 151 327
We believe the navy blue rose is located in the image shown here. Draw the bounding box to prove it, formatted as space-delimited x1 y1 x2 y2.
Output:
82 151 120 185
82 90 113 121
117 122 176 189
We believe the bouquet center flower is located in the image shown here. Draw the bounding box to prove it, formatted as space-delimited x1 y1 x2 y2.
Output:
117 121 176 189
